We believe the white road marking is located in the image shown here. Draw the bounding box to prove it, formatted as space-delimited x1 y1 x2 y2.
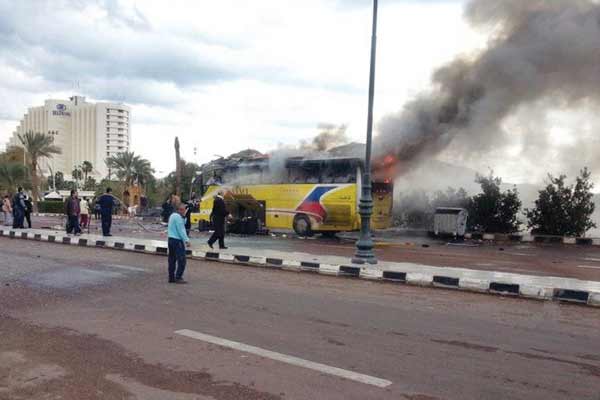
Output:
175 329 392 388
577 265 600 270
583 258 600 262
105 264 146 272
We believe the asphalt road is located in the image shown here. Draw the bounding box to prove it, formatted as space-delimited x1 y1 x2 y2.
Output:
30 215 600 281
1 238 599 400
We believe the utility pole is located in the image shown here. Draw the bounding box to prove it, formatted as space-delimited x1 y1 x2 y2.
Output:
352 0 379 265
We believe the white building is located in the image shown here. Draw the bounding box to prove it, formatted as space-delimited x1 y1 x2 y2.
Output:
8 95 131 178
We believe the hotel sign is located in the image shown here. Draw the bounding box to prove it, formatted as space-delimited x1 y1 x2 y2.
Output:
52 104 71 117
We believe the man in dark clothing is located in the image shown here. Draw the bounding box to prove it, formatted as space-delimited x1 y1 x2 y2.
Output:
97 187 117 237
65 190 81 235
207 190 229 249
12 187 26 229
23 195 32 228
184 193 198 235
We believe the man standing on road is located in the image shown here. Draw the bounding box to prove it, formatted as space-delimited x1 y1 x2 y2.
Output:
168 203 190 284
97 188 117 237
23 195 32 229
12 187 26 229
207 190 229 250
64 190 81 235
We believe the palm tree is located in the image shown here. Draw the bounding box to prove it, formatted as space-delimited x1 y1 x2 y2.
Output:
0 162 29 192
18 130 61 211
71 167 83 188
106 151 154 189
81 161 93 182
106 151 137 187
132 157 154 190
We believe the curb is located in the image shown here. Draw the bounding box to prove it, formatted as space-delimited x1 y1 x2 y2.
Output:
1 228 599 308
464 232 600 246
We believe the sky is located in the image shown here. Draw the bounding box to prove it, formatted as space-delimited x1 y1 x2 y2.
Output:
0 0 490 177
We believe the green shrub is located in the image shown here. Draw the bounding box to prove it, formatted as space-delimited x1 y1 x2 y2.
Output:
38 200 65 214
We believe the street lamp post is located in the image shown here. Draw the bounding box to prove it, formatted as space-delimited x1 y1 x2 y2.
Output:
48 130 58 192
353 0 379 265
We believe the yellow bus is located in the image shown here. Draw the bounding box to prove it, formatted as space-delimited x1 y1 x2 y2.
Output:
190 157 392 236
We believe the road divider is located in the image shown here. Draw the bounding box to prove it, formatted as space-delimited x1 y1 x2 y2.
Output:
2 228 600 308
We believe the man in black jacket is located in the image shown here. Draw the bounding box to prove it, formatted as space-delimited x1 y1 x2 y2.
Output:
64 190 81 235
12 187 26 229
207 190 229 249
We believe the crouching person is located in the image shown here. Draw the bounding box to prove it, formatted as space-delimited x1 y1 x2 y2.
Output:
167 203 190 284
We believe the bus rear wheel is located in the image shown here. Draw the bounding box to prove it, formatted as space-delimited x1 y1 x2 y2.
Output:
293 214 313 237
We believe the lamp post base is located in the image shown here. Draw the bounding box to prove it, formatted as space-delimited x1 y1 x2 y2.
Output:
352 234 378 265
352 254 378 265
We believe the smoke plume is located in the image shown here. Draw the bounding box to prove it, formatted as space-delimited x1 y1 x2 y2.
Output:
374 0 600 177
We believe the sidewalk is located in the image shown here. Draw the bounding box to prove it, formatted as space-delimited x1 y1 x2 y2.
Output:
2 227 600 307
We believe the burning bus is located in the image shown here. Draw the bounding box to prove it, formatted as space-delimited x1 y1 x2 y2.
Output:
190 153 393 236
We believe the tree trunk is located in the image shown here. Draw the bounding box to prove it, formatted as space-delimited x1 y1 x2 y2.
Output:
31 159 39 213
175 137 181 197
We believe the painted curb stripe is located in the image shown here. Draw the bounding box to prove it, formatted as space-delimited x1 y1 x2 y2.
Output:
382 271 407 282
339 266 360 277
433 276 460 287
553 289 590 303
489 282 520 295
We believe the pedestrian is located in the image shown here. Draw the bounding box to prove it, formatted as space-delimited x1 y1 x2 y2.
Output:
80 197 90 229
207 190 229 249
185 193 198 235
23 195 32 229
12 187 26 229
96 187 117 237
161 194 175 223
167 203 190 284
64 190 81 235
2 195 13 226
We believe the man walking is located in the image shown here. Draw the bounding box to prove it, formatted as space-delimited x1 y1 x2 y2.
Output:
65 190 81 235
12 187 26 229
97 188 117 237
207 190 229 249
168 203 190 284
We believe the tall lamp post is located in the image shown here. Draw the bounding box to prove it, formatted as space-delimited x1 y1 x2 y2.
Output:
48 130 58 192
353 0 379 265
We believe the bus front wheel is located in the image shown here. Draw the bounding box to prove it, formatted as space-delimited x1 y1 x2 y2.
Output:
293 215 313 237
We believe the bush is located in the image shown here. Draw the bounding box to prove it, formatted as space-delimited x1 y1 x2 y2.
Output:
526 168 596 236
38 200 65 214
468 173 522 233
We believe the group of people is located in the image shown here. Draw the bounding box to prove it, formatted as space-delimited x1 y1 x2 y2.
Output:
2 187 33 229
64 188 118 236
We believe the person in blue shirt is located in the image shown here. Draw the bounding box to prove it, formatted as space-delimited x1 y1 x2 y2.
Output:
168 203 190 284
96 187 117 236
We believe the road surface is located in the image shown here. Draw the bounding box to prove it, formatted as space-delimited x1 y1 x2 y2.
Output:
1 238 599 399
